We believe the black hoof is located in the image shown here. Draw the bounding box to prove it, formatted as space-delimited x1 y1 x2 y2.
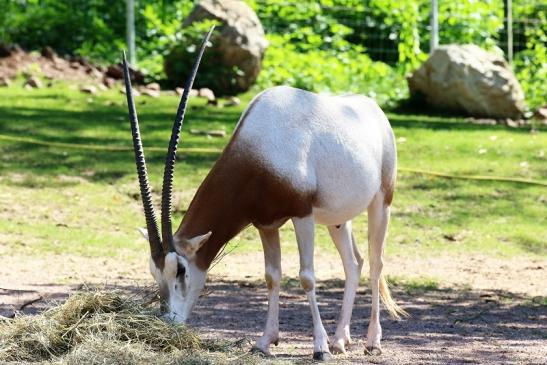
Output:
364 346 382 356
250 347 271 357
313 351 332 361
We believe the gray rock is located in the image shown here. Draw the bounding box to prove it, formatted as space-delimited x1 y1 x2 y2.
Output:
70 56 91 68
225 96 241 106
0 76 11 87
106 64 123 79
145 82 161 91
198 87 216 101
80 85 98 94
168 0 267 95
408 44 525 119
25 76 43 89
504 118 526 128
175 87 199 97
11 44 23 54
141 88 160 98
106 63 145 82
532 105 547 122
89 68 104 80
41 46 57 60
120 87 140 97
103 77 116 89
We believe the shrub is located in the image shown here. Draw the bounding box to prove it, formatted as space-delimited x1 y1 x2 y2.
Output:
0 0 126 63
513 10 547 110
257 34 406 108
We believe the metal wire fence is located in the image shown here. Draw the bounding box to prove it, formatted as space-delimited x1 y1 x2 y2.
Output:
254 0 545 65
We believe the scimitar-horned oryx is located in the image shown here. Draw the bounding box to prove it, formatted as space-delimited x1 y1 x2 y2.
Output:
122 26 407 361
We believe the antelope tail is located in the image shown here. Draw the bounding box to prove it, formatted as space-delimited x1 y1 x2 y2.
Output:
379 274 409 319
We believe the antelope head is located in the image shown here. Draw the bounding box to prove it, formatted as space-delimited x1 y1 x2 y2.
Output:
122 26 214 323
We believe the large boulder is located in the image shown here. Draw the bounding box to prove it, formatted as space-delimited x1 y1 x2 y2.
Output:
165 0 267 95
408 45 525 119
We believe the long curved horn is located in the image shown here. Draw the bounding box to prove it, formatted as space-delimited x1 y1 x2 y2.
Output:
122 51 164 267
161 26 215 253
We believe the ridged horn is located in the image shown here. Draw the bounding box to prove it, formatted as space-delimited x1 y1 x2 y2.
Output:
161 26 215 253
122 51 164 267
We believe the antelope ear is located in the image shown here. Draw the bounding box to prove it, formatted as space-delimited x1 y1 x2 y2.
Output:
185 231 212 256
137 227 149 241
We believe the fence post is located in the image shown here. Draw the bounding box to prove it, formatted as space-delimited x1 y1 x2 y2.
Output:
126 0 136 65
507 0 513 63
431 0 439 52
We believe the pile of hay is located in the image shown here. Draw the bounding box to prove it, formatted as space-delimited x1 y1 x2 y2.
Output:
0 290 264 364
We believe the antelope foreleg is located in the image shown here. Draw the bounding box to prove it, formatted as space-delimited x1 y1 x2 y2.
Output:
293 215 331 361
328 222 363 354
253 228 281 355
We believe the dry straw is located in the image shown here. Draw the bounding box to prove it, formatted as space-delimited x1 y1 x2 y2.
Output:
0 290 267 364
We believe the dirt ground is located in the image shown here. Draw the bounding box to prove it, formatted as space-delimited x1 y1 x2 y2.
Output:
1 251 546 364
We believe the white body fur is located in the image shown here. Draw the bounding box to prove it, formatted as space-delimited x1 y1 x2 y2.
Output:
238 86 395 225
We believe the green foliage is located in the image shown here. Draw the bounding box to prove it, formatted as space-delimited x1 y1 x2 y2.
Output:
438 0 504 49
368 0 427 70
257 34 406 108
244 0 410 106
0 0 126 62
250 0 355 53
513 5 547 110
136 1 194 78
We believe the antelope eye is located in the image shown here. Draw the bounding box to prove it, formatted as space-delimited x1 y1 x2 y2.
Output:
176 263 186 278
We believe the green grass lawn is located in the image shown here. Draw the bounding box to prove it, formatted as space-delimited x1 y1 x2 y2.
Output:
0 83 545 262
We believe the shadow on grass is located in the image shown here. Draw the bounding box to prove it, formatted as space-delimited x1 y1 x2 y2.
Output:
390 99 545 133
514 235 547 255
0 103 236 186
387 97 545 132
387 113 538 133
1 92 541 188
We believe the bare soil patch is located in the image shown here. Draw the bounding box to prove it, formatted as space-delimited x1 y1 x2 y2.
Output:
1 252 545 364
191 279 546 364
0 46 105 84
0 44 145 90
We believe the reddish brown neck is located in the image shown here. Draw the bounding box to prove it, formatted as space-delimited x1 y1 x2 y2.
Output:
174 147 253 271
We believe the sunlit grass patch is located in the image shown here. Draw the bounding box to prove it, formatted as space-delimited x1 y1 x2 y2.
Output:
387 276 441 295
0 84 545 263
